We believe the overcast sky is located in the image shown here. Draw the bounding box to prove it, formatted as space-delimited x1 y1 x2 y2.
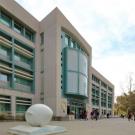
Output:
15 0 135 98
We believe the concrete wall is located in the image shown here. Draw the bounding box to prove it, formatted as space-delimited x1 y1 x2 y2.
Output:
39 9 58 115
39 8 92 116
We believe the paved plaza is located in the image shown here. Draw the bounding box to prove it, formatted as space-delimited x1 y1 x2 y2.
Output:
0 118 135 135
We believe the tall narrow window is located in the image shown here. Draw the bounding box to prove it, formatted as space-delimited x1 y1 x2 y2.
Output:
71 40 74 48
65 35 69 46
41 50 44 72
40 32 44 45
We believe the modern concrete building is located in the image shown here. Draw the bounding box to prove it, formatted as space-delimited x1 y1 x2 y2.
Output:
0 0 114 119
90 67 114 117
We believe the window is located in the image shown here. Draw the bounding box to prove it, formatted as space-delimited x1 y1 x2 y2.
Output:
67 49 78 71
0 31 12 42
64 48 88 97
21 56 29 64
40 32 44 45
92 75 100 84
92 84 100 106
25 29 34 41
14 21 23 34
79 74 87 96
108 87 113 92
15 76 32 92
92 98 99 106
0 10 35 42
41 51 44 72
15 77 31 86
0 103 11 112
14 39 33 53
16 97 31 113
67 72 78 94
79 52 88 75
14 54 20 61
71 40 74 48
0 11 12 27
101 81 107 88
15 53 30 64
0 73 8 82
108 94 112 108
76 43 80 49
65 35 69 46
101 90 107 107
0 46 8 56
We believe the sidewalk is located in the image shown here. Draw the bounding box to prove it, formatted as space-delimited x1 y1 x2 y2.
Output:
0 118 135 135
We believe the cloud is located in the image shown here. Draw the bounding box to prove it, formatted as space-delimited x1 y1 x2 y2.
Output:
93 52 135 96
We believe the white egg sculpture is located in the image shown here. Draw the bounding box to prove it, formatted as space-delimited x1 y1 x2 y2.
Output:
25 104 53 127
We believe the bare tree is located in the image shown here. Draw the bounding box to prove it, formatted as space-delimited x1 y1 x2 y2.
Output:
127 72 134 92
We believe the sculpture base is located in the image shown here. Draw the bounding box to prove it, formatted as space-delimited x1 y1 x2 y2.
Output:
8 125 66 135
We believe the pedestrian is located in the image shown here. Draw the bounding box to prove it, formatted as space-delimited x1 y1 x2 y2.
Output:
107 113 109 119
83 110 87 120
128 112 132 121
79 110 83 119
90 110 94 120
95 109 99 121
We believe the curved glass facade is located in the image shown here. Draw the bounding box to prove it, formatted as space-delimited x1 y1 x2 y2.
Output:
79 52 88 75
61 31 88 97
67 49 78 71
65 48 88 97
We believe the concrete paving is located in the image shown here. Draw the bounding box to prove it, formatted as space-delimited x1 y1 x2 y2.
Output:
0 118 135 135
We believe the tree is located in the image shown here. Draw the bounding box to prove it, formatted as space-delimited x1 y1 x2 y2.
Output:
115 90 135 115
127 73 134 92
114 73 135 115
120 73 135 93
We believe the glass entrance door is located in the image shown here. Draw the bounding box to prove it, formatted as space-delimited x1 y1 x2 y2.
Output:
68 103 86 119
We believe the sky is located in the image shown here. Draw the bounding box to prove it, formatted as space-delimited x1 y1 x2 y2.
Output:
15 0 135 98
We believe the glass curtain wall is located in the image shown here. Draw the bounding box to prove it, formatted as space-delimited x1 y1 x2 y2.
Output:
62 31 88 97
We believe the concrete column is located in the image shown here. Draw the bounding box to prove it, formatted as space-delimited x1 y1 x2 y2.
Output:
11 96 16 120
99 81 102 117
106 88 108 114
112 90 115 116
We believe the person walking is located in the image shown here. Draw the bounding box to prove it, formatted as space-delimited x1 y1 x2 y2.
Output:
83 110 87 120
90 111 94 120
128 112 132 121
95 109 99 121
107 113 110 119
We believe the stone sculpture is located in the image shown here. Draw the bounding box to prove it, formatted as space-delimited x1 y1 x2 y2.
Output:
9 104 66 135
25 104 53 127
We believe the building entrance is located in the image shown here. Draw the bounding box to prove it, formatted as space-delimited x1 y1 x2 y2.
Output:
67 99 86 119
